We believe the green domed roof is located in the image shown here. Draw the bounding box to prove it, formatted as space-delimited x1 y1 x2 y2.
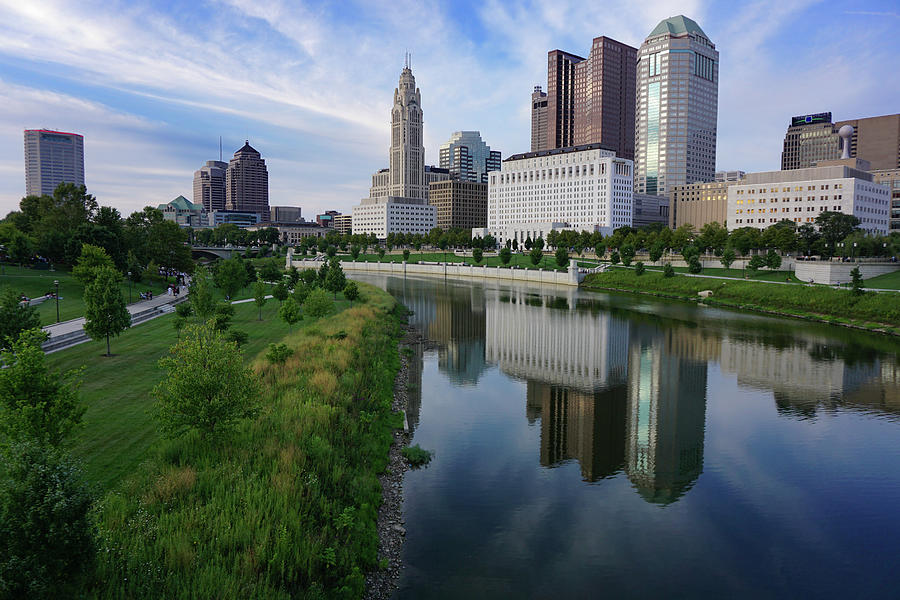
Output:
648 15 708 39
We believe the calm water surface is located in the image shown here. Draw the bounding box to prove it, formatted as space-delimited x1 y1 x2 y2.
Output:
356 274 900 600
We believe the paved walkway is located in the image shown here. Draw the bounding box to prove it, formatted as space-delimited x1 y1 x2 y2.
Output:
42 285 188 353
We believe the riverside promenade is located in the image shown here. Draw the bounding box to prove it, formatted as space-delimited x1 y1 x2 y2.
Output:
41 285 188 354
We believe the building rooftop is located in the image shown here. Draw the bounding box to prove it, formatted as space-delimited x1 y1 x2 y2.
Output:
159 195 201 211
25 129 84 137
648 15 708 40
504 143 617 162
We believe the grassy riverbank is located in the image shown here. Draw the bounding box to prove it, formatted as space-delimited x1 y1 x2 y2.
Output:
56 283 403 598
582 269 900 334
337 251 566 271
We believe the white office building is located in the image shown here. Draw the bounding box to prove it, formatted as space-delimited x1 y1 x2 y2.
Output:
727 164 890 234
352 197 436 238
479 144 633 246
24 129 85 196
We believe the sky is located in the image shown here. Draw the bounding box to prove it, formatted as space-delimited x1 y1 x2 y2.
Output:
0 0 898 219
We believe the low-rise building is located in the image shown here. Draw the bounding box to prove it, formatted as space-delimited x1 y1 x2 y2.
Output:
669 180 733 229
316 210 341 227
351 197 436 239
871 168 900 232
632 193 669 228
158 195 208 227
271 206 302 223
482 143 633 246
209 210 261 228
428 180 487 230
246 221 329 245
333 214 352 235
727 164 890 234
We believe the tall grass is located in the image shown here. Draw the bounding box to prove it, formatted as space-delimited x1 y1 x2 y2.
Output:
584 270 900 329
89 283 404 599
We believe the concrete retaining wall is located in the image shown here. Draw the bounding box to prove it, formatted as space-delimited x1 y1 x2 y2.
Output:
286 256 583 286
795 262 900 285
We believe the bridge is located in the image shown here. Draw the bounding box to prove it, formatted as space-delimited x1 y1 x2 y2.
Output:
191 245 247 260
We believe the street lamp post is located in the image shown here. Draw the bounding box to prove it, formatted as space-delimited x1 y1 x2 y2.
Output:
127 271 132 303
54 279 59 323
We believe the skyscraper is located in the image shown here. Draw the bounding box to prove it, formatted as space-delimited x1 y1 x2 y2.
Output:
193 160 228 212
23 129 85 196
543 37 637 159
226 141 270 222
531 85 548 152
389 58 426 200
438 131 501 184
635 16 718 196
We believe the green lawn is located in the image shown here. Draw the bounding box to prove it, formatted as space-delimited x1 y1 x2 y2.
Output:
863 269 900 290
336 251 568 271
45 296 332 492
0 265 170 325
639 264 804 283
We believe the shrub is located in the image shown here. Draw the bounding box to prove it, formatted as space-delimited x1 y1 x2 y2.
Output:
303 288 333 319
663 263 675 277
635 261 645 276
688 256 703 273
402 444 433 467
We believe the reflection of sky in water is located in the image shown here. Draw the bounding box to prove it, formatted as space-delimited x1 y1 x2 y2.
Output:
351 274 900 600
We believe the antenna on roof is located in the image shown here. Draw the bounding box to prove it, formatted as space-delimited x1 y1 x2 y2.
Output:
219 136 222 161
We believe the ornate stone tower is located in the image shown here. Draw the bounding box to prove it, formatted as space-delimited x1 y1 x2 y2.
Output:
389 56 426 200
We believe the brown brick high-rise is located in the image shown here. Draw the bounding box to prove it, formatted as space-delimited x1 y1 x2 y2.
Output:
544 37 636 160
226 141 270 222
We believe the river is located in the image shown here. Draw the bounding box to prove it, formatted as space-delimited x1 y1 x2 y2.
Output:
355 274 900 599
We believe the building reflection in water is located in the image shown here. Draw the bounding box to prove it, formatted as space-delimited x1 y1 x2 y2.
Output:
376 274 900 504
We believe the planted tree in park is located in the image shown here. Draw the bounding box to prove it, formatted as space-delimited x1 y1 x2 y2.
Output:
326 245 337 258
153 322 259 440
71 243 114 285
259 259 282 282
529 247 543 266
189 273 216 320
214 256 248 300
635 261 646 276
663 263 675 277
765 250 782 270
499 247 512 265
0 329 83 448
610 251 620 265
720 248 736 270
851 266 865 296
253 278 267 320
620 244 635 267
649 241 665 265
512 238 518 251
343 281 359 305
472 248 483 264
83 267 131 356
403 248 411 262
688 255 703 273
266 343 294 368
555 247 569 268
524 236 533 251
0 289 41 350
288 265 300 288
211 303 235 332
350 245 361 260
272 279 289 304
748 254 766 274
278 296 302 331
303 288 332 319
324 259 346 299
377 247 386 261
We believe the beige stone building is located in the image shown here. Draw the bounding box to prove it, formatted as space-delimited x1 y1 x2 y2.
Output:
668 180 733 229
226 141 270 222
871 168 900 233
428 180 487 230
530 85 548 152
333 214 352 235
835 114 900 171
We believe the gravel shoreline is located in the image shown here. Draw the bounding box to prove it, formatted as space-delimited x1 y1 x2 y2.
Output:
363 325 424 600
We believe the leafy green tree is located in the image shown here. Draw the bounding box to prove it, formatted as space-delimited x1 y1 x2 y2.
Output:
189 273 216 320
850 266 865 296
326 245 337 258
244 259 256 283
649 241 665 264
748 254 766 274
253 278 267 320
377 247 386 261
343 281 359 305
272 279 289 304
0 329 83 448
635 261 645 276
278 296 302 331
403 248 411 262
71 243 115 285
83 267 131 356
765 250 782 270
720 248 736 270
529 247 542 266
211 303 235 332
555 247 569 268
324 259 346 299
663 263 675 277
226 329 249 347
696 222 728 255
688 256 702 273
499 247 512 265
0 442 95 598
816 211 860 255
620 244 635 267
301 268 318 287
512 238 519 251
0 289 41 350
214 256 247 300
266 343 294 367
153 322 259 440
524 236 533 251
534 237 545 251
303 288 332 319
610 251 620 265
350 244 361 260
259 259 282 282
472 248 483 264
288 265 300 288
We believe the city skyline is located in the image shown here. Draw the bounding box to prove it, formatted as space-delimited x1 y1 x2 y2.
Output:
0 1 899 218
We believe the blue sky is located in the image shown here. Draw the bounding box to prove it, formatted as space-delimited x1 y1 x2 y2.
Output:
1 0 898 218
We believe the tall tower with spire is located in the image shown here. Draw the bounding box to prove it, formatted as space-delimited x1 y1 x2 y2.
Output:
388 58 426 200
